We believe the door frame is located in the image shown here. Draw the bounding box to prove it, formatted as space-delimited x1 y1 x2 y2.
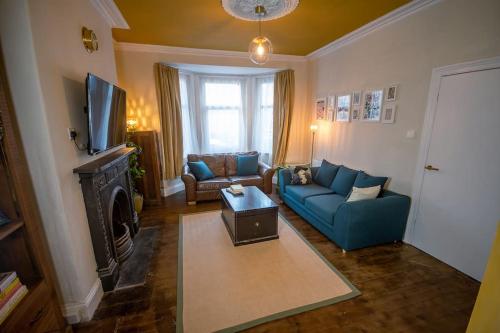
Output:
406 56 500 244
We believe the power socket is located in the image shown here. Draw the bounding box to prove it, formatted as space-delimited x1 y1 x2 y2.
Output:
67 128 77 140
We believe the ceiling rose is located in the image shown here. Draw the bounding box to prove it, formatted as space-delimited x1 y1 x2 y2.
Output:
221 0 299 21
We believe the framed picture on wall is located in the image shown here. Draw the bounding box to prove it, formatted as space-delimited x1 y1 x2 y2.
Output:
326 95 336 121
315 98 327 120
352 91 362 106
335 94 351 122
352 106 361 121
382 104 396 123
362 89 383 122
386 85 398 102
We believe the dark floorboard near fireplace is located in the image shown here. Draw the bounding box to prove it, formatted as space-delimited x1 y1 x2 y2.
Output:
73 186 480 333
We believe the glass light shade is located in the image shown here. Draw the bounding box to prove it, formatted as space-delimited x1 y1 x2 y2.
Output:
310 124 318 132
248 36 273 65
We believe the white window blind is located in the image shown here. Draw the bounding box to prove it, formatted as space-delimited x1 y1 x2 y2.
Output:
200 77 246 153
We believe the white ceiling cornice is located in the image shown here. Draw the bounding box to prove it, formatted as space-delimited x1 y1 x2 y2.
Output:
113 42 308 63
91 0 130 29
307 0 441 60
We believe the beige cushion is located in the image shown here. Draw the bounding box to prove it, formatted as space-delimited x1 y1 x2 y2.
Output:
346 185 381 202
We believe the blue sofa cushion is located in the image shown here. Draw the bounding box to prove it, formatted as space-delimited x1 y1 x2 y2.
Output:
187 161 215 181
285 183 334 204
330 166 359 196
353 171 388 197
304 194 346 225
313 160 340 188
237 154 259 176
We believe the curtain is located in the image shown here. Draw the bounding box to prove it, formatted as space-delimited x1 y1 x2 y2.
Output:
199 76 247 153
252 76 274 165
179 73 199 156
154 63 183 179
272 69 295 166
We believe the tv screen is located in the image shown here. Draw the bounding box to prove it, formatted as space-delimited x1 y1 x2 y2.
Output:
86 73 127 155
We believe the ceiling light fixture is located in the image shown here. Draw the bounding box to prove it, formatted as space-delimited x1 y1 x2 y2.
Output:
248 5 272 65
221 0 299 65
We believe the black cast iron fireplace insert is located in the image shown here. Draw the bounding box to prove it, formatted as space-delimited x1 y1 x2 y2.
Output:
74 147 139 291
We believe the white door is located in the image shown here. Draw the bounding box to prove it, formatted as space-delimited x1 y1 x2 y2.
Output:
413 66 500 281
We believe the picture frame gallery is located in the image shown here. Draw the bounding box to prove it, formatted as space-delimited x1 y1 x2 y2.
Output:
315 85 398 124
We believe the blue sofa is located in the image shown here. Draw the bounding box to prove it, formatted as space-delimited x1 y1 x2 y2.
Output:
278 162 410 251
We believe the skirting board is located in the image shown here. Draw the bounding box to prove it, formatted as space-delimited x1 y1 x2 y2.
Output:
62 278 103 324
161 181 185 197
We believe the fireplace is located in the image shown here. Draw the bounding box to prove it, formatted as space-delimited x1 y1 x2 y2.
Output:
74 147 139 291
110 186 134 263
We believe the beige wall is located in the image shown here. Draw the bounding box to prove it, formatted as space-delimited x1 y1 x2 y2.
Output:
0 0 119 323
308 0 500 195
114 48 310 163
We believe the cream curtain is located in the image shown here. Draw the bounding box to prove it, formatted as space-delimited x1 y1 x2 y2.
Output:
154 63 183 179
272 69 295 166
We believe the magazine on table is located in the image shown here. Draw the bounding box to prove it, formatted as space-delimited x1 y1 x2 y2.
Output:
227 184 244 195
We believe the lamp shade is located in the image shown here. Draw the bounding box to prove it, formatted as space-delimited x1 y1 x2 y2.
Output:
248 36 273 65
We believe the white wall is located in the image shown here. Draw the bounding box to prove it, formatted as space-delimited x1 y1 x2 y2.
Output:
114 46 311 164
308 0 500 196
0 0 120 323
1 0 498 323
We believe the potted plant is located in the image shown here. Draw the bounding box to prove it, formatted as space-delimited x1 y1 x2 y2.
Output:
126 141 146 214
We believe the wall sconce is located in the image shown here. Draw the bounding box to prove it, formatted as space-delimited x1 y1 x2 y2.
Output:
127 118 138 132
82 27 99 53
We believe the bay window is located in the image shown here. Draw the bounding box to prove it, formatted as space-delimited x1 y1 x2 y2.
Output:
179 71 275 164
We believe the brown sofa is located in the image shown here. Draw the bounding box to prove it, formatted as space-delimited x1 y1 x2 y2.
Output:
181 151 275 204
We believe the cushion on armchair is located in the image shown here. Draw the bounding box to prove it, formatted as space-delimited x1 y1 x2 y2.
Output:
237 154 259 176
330 166 358 196
187 161 215 181
314 159 340 187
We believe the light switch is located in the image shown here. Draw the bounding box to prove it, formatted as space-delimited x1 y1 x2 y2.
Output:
406 130 416 139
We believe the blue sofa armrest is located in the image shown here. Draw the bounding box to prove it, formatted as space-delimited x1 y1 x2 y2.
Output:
278 168 292 196
333 193 411 250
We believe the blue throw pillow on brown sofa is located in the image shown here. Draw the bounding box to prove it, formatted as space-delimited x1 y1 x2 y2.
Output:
188 161 215 181
237 154 259 176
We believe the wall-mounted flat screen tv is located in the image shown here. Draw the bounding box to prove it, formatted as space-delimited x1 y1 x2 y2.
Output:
85 73 127 155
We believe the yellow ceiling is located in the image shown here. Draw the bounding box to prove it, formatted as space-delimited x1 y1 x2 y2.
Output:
113 0 410 56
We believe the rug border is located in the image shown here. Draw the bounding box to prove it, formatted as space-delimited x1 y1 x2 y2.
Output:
177 210 361 333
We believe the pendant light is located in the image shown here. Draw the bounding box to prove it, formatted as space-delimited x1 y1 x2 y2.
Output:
248 5 273 65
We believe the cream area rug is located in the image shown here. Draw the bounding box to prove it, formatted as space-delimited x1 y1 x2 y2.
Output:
177 210 360 333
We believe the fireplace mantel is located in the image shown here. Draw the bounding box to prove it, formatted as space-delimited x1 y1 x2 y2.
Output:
74 146 139 291
73 147 135 174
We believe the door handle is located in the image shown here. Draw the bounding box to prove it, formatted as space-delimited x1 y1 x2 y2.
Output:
424 165 440 171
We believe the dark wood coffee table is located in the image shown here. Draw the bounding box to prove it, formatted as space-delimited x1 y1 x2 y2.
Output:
220 186 279 246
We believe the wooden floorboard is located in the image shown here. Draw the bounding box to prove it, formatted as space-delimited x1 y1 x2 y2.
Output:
73 187 479 333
